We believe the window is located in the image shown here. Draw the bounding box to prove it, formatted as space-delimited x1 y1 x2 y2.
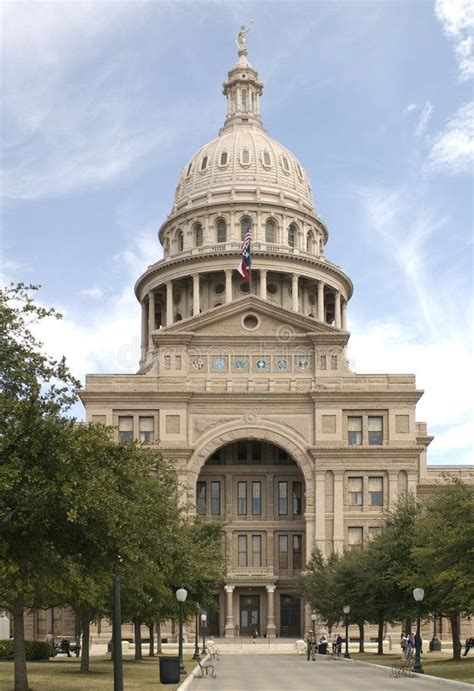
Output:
278 535 288 569
348 477 363 506
197 481 206 516
369 526 383 539
292 481 303 516
217 219 227 243
369 477 384 506
251 441 261 461
368 416 383 445
252 481 261 515
288 224 296 248
241 148 250 164
139 416 154 444
278 481 288 515
293 535 302 570
320 355 327 370
211 481 221 515
348 527 363 550
281 155 290 172
242 89 247 111
296 163 303 178
238 481 247 515
263 150 272 166
241 216 252 241
265 219 276 243
186 162 192 177
348 416 362 445
200 156 208 171
331 355 338 370
238 535 247 566
176 230 184 252
237 441 247 462
195 224 203 247
306 230 316 253
252 535 261 567
220 151 228 166
118 416 133 442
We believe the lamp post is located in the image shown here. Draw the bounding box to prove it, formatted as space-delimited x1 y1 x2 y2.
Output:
310 613 317 661
176 588 188 674
343 605 351 659
311 613 316 636
112 575 123 691
200 613 207 655
413 588 425 674
193 608 200 660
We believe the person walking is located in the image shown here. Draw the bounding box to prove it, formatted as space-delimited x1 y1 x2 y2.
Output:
400 633 407 660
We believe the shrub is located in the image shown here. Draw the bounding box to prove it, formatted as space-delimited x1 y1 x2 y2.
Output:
0 640 53 660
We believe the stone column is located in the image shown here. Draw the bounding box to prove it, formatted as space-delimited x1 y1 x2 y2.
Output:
292 273 299 312
192 273 200 316
315 472 326 552
224 585 235 636
335 291 341 329
260 269 267 300
225 269 233 304
389 471 399 508
333 471 344 554
148 290 155 349
140 300 147 364
166 281 173 326
342 300 348 330
266 586 276 638
317 281 325 322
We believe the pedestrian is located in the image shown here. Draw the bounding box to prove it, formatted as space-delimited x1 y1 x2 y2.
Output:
332 633 338 654
336 633 343 656
400 632 407 660
252 629 258 644
406 633 415 660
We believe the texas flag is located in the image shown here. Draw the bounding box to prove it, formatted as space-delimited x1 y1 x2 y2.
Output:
237 226 252 280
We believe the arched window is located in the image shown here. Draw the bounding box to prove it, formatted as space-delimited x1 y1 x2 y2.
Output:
288 224 296 248
263 151 272 167
241 216 252 241
265 219 276 243
281 155 290 173
200 156 208 171
220 151 228 166
164 234 170 257
216 219 227 243
194 224 203 247
241 149 250 165
306 230 316 253
176 230 184 253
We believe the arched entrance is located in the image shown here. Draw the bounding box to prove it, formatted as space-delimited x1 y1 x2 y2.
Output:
195 438 308 638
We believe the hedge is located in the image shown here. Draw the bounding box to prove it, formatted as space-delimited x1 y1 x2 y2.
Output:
0 640 53 660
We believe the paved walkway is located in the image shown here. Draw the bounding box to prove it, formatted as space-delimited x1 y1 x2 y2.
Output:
186 654 470 690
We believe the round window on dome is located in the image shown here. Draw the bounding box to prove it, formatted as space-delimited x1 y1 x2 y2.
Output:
173 292 182 305
308 293 316 305
242 313 260 331
239 282 250 293
214 283 225 295
267 283 278 295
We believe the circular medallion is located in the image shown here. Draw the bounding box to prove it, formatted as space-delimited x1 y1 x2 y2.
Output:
192 358 204 370
213 358 225 371
297 358 309 370
256 359 268 371
234 358 247 370
277 359 288 371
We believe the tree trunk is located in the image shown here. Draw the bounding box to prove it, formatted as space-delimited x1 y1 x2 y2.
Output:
156 621 162 654
358 622 365 653
404 617 412 635
80 613 90 673
13 596 29 691
377 617 384 655
450 614 462 661
134 618 143 660
148 624 154 656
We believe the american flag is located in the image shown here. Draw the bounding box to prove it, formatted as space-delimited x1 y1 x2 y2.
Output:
237 225 252 281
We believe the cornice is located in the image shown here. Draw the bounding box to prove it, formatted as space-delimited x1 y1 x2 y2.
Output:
310 390 423 404
309 446 426 459
416 434 434 447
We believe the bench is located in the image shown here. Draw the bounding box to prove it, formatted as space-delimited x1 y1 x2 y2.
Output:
206 641 221 661
196 658 216 678
390 659 415 678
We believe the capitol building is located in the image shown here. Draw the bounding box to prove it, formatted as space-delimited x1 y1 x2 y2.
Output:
25 35 471 644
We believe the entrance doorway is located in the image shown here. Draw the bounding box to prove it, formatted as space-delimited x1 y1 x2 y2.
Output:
207 594 220 637
240 595 260 636
280 595 301 637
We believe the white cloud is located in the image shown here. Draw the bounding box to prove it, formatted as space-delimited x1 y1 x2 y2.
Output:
80 287 103 299
405 103 417 114
435 0 474 80
426 101 474 175
415 101 433 137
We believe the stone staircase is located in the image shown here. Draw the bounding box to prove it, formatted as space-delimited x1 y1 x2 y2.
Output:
207 638 300 655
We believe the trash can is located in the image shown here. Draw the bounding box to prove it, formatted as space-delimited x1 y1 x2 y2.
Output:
318 642 328 655
159 656 180 684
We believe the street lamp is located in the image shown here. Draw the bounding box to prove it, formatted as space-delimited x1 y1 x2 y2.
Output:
193 607 200 661
343 605 351 659
413 588 425 674
176 588 188 674
311 613 317 635
200 613 207 655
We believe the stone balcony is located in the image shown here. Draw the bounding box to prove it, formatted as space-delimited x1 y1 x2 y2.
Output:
226 566 276 584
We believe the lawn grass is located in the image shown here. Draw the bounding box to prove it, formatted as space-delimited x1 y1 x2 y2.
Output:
353 652 474 684
0 654 196 691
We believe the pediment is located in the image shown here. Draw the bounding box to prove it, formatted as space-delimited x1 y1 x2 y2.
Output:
153 295 347 342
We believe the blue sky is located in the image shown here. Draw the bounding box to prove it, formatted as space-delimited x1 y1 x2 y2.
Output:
1 0 473 465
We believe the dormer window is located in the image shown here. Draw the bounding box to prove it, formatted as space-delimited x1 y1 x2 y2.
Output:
281 155 290 173
262 151 272 167
176 229 184 253
296 163 303 178
265 219 276 243
288 224 297 248
200 156 208 171
186 162 192 177
220 151 228 166
194 223 203 247
241 148 250 165
217 219 227 243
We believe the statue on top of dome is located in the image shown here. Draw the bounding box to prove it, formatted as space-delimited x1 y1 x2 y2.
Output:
236 20 253 55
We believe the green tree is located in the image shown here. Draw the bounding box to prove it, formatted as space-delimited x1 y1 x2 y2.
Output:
333 547 372 652
411 478 474 660
297 547 341 631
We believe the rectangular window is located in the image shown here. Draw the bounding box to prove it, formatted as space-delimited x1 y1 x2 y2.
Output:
139 416 154 444
278 481 288 515
368 416 383 445
252 481 261 515
251 441 261 461
118 416 133 442
292 481 303 516
238 535 247 567
278 535 288 569
369 477 384 506
252 535 261 567
347 416 362 445
197 481 206 516
237 441 247 462
211 481 221 516
164 355 171 370
331 355 338 370
369 526 383 539
293 535 302 570
320 355 327 370
348 477 363 506
238 481 247 515
348 527 363 550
